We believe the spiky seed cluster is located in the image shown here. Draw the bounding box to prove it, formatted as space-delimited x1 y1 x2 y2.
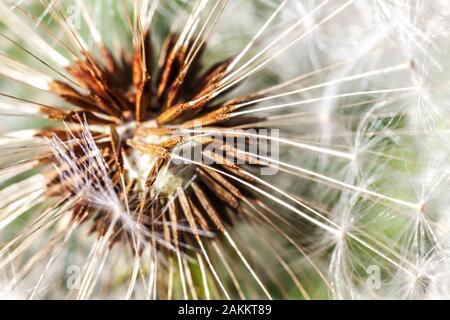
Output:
45 28 262 251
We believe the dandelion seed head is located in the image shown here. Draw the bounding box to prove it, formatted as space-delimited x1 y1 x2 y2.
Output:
0 0 448 300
